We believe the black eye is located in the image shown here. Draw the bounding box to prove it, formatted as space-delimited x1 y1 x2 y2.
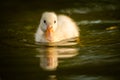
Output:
43 20 46 23
54 20 56 24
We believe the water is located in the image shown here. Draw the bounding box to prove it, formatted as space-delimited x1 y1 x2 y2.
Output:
0 0 120 80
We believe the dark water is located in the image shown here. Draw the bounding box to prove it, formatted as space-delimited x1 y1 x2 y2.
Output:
0 0 120 80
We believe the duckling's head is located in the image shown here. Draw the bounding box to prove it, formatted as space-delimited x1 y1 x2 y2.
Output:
40 12 57 42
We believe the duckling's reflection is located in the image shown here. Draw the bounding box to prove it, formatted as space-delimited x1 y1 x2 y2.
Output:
47 75 57 80
36 46 79 71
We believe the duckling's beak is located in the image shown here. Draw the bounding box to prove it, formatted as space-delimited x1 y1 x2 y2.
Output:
45 26 54 42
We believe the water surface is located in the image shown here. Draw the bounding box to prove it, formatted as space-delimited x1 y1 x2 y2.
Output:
0 0 120 80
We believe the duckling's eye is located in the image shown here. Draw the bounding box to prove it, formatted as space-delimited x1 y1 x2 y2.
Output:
43 20 46 24
54 20 56 24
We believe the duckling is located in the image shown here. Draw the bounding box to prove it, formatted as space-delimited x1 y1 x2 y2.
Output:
35 12 79 42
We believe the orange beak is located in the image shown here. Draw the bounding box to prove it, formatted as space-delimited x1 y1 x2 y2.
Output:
45 26 54 42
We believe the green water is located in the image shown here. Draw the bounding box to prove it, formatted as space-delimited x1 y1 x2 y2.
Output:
0 0 120 80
